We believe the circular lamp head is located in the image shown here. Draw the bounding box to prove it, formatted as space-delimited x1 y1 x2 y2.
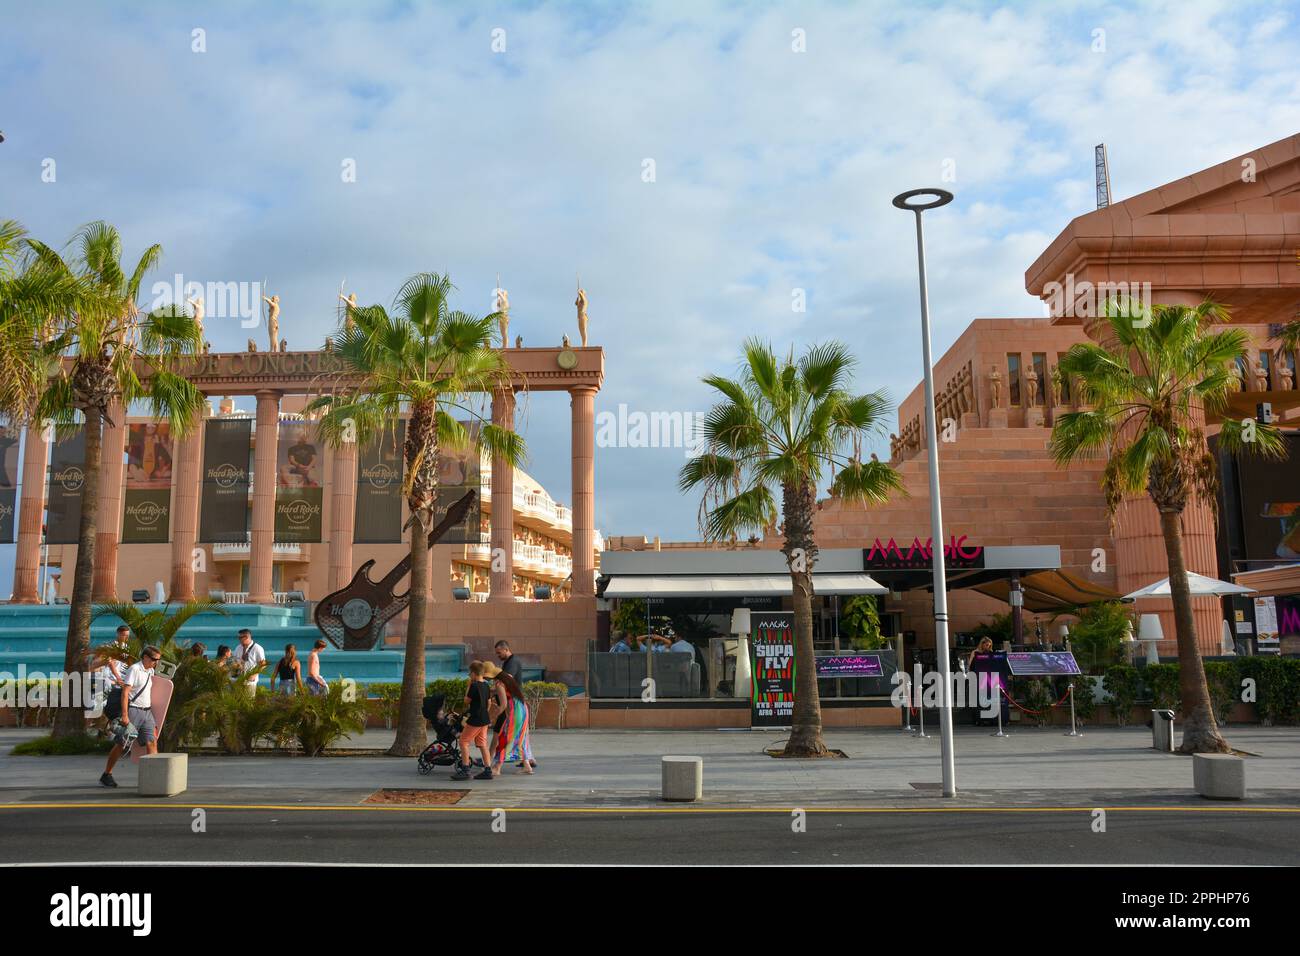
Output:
892 188 954 211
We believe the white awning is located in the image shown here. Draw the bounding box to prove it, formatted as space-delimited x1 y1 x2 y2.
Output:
602 573 886 598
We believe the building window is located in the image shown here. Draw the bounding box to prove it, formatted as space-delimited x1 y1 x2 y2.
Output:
1032 353 1047 405
1259 350 1272 391
1007 354 1022 406
1056 353 1072 403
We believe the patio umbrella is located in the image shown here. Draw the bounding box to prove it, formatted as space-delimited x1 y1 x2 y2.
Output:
1123 572 1256 600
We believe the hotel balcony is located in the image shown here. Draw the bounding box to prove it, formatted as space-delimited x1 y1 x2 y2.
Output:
211 539 305 561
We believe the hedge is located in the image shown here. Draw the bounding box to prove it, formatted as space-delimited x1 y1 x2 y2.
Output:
1100 658 1300 726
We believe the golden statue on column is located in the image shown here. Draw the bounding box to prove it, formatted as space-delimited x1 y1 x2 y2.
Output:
338 292 357 331
495 281 510 348
575 286 589 347
262 293 282 352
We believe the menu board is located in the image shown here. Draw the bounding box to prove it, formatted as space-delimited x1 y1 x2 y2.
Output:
750 611 795 727
816 654 884 678
1006 651 1081 676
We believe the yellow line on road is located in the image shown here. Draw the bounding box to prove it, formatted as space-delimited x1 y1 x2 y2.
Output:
1 802 1298 815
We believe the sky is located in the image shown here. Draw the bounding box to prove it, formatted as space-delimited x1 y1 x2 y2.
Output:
2 0 1299 582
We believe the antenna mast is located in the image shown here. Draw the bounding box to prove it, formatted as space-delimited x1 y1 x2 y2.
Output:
1095 143 1112 209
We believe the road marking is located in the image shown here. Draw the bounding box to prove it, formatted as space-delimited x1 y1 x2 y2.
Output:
1 802 1298 815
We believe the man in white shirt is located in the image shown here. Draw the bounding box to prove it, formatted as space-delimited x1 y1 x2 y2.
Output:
234 628 266 694
99 644 161 788
668 631 696 659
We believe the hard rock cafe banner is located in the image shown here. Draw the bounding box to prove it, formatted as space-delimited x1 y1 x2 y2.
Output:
432 421 481 545
0 427 20 543
750 611 796 728
354 421 405 544
46 426 86 544
199 418 252 544
122 423 173 544
274 420 323 543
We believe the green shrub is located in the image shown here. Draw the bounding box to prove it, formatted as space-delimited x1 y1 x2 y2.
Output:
1013 677 1056 726
426 678 469 707
1144 663 1180 712
1234 657 1300 726
1062 601 1133 674
367 683 402 728
11 733 112 756
1103 664 1142 726
285 682 368 755
523 680 569 730
611 598 646 637
1068 676 1098 724
1203 662 1239 726
841 596 886 650
172 669 286 754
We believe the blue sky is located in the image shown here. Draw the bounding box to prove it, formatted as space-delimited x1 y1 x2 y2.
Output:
2 0 1299 583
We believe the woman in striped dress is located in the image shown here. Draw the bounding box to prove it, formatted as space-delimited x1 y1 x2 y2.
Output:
488 670 535 774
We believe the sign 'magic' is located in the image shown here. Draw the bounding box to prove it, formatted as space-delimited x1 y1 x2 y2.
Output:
863 535 984 570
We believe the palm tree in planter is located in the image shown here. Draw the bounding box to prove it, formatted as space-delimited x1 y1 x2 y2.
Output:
680 339 903 756
308 272 525 756
15 222 204 740
1051 300 1287 753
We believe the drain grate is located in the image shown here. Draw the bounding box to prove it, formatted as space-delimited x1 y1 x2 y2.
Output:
909 782 942 790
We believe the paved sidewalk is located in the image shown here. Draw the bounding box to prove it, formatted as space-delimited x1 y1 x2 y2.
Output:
3 726 1298 809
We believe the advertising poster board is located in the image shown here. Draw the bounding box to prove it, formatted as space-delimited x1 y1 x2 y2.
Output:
45 426 86 544
354 421 405 544
1006 651 1081 676
751 611 795 727
274 420 324 543
122 423 173 543
0 427 19 543
199 418 252 543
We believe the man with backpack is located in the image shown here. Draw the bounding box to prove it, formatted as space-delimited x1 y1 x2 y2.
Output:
99 645 162 788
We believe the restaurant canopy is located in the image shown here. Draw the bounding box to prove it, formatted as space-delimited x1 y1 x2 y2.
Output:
601 572 886 598
598 547 886 600
972 568 1121 612
1124 572 1255 600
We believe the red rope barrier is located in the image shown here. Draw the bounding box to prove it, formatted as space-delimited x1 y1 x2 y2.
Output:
1000 683 1073 715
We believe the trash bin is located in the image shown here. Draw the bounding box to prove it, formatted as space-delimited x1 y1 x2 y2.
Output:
1152 709 1175 752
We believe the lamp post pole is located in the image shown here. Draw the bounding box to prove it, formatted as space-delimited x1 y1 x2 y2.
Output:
893 187 957 797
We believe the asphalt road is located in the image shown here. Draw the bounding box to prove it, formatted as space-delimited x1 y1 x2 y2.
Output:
3 805 1297 865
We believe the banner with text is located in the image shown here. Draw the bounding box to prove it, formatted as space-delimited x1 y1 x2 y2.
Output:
122 423 174 543
275 420 324 543
45 426 86 544
0 427 19 543
354 421 405 544
431 422 481 544
199 418 251 544
751 610 796 727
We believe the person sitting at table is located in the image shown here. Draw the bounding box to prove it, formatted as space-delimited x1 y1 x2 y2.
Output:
610 633 634 653
667 628 695 659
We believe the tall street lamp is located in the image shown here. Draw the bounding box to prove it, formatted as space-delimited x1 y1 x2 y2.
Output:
892 187 957 797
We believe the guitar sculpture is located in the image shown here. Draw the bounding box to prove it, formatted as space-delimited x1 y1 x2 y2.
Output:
315 489 477 650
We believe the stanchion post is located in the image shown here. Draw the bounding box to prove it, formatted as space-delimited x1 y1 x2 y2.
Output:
1065 681 1082 737
992 678 1008 738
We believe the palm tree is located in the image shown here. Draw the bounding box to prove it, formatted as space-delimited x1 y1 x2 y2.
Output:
0 220 90 423
308 272 525 756
15 222 204 739
680 339 903 756
1051 300 1287 753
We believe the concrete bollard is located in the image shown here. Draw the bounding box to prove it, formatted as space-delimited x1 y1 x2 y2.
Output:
1193 753 1245 800
661 755 703 802
139 753 188 797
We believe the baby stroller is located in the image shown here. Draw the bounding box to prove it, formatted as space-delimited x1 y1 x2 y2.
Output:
416 695 464 775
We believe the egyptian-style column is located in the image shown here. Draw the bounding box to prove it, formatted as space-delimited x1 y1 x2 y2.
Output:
12 424 49 603
92 400 128 602
168 408 205 602
327 441 358 592
247 390 281 604
488 387 515 602
570 386 597 596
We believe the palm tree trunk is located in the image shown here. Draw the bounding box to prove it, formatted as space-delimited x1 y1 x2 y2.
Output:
781 479 827 756
1158 509 1229 754
389 510 429 756
52 407 102 739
